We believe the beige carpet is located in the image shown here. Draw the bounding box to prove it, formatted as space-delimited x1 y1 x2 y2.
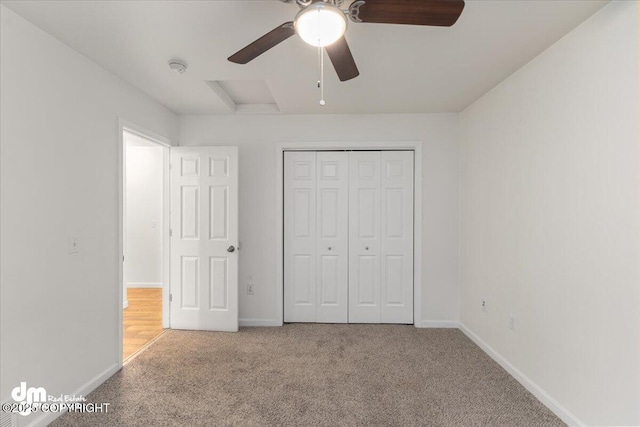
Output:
53 325 563 426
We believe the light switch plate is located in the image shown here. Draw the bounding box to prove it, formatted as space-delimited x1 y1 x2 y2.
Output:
509 313 517 331
69 237 79 254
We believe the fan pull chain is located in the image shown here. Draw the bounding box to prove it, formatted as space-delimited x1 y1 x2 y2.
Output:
317 46 325 106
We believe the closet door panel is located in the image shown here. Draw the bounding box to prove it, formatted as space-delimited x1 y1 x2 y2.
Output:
286 150 413 325
284 152 317 322
316 152 349 323
348 152 382 323
380 151 414 323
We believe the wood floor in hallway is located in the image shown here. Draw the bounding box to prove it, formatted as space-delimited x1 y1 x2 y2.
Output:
123 288 164 361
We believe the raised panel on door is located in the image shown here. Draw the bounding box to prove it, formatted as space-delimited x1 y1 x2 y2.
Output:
180 256 199 309
209 186 228 240
380 151 414 324
293 255 313 304
170 147 239 331
181 186 199 239
316 152 348 323
284 152 317 322
209 257 227 309
348 152 382 323
319 255 339 304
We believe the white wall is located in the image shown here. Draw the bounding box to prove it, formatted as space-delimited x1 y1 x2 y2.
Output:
179 114 460 326
125 135 164 288
0 5 177 425
459 1 639 425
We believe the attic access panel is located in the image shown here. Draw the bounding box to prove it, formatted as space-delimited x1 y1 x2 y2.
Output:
207 79 279 114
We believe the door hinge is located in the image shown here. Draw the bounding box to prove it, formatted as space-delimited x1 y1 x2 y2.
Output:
170 229 173 237
170 293 173 302
122 255 125 262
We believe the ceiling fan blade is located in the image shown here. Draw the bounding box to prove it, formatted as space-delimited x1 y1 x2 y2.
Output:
325 37 359 82
353 0 465 27
228 22 295 64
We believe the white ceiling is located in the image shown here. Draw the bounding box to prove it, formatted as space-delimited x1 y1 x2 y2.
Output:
3 0 607 115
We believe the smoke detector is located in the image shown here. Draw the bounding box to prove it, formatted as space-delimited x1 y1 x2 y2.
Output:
168 60 187 74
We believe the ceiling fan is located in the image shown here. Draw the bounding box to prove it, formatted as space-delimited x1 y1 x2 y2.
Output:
228 0 465 82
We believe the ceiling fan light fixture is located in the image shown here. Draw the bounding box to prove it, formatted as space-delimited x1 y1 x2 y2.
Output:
295 3 347 47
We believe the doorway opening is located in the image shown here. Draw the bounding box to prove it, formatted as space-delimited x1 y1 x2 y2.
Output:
121 127 170 362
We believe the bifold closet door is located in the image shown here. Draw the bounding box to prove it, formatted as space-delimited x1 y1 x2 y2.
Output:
379 151 414 323
284 152 316 322
348 152 382 322
349 151 414 324
285 150 412 324
284 151 348 323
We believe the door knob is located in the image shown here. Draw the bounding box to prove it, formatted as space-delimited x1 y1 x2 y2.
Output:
328 247 332 251
365 246 369 251
227 245 235 253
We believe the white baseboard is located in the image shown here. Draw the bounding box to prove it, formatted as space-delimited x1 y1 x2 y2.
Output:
239 318 282 327
24 363 120 427
127 282 163 288
458 323 584 426
123 300 128 309
241 319 460 328
417 320 459 328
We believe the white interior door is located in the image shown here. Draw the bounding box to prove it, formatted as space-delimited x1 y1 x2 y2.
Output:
284 150 412 324
348 151 414 324
380 151 414 323
348 152 382 322
315 152 349 322
284 151 348 323
284 152 317 322
170 147 239 331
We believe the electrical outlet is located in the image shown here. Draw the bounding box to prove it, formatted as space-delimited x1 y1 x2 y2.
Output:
481 300 487 312
69 237 80 254
509 314 517 331
247 276 255 295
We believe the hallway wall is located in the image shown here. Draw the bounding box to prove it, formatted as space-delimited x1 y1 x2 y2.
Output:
125 133 164 289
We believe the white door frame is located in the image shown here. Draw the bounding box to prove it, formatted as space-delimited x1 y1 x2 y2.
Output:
117 118 171 367
275 141 423 327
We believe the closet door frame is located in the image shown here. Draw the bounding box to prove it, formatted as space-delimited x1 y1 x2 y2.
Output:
276 141 423 327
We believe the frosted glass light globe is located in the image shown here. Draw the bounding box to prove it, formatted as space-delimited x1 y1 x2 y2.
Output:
295 3 347 48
